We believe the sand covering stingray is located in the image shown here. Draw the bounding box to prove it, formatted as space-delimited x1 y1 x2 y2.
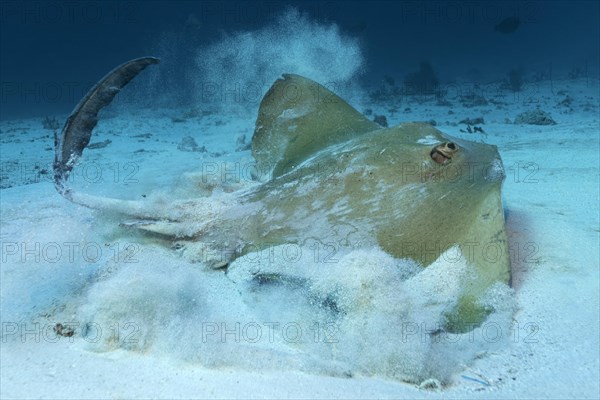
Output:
54 58 511 333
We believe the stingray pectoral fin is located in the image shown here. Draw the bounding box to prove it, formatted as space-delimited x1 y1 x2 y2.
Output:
464 186 511 287
54 57 160 196
252 74 380 179
444 186 511 333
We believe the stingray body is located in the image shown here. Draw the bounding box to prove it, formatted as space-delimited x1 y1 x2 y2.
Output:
54 59 510 331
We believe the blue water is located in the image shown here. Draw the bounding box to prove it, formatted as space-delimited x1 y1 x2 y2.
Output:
1 1 598 119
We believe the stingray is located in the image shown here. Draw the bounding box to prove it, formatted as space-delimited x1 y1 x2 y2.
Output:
53 58 511 332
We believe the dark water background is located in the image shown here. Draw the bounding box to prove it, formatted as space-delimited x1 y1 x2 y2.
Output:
1 0 598 119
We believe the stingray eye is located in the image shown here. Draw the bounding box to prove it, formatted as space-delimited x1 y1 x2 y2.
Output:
430 142 459 164
441 142 458 155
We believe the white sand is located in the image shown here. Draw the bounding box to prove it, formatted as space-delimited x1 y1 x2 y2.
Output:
1 76 599 399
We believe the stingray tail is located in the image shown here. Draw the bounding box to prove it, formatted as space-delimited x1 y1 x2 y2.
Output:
53 57 160 202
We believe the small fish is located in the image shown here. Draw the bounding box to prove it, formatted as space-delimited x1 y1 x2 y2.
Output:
494 17 520 34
